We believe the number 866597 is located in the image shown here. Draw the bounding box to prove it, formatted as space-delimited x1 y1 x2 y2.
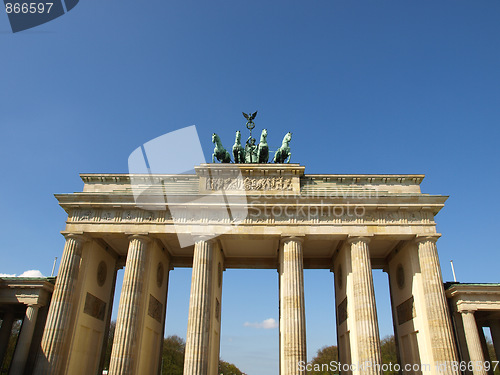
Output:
5 2 53 14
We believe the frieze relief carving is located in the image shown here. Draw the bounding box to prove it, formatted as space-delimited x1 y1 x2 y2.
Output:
206 176 293 191
69 208 434 225
79 210 92 221
386 212 397 223
123 210 134 221
101 211 114 221
363 212 378 222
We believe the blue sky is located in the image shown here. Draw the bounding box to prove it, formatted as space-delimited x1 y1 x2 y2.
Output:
1 1 500 374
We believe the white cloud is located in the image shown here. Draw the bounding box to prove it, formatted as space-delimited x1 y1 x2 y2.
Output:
19 270 45 277
243 318 278 329
0 270 45 278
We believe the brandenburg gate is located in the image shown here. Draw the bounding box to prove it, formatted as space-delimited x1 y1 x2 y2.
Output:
31 162 460 375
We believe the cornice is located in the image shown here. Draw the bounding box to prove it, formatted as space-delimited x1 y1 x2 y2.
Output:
447 284 500 294
79 172 425 185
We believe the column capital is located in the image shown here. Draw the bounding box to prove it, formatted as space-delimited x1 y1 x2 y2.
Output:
192 235 217 244
415 234 441 244
62 232 89 243
127 233 151 243
25 303 42 309
280 235 305 245
460 309 476 315
347 235 373 245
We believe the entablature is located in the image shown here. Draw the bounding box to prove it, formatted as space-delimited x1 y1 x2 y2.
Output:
77 166 429 197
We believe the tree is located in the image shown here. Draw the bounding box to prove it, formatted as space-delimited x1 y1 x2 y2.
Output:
307 336 399 375
309 345 338 375
161 335 185 375
157 334 243 375
219 360 244 375
380 335 399 375
103 323 245 374
486 337 500 375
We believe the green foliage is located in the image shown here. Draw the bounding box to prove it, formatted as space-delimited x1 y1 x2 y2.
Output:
380 335 399 375
486 337 500 375
102 322 244 374
159 335 244 375
161 335 185 375
307 336 399 375
309 345 338 375
219 360 244 375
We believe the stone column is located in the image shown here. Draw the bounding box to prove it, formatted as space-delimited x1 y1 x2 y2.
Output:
348 236 382 375
183 239 214 375
490 320 500 362
416 235 459 372
34 233 86 375
109 235 150 375
9 305 40 375
279 236 306 375
462 311 487 375
0 311 15 366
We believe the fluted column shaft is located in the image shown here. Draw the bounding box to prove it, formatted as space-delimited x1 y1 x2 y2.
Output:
489 320 500 364
10 305 40 375
349 237 382 375
0 312 15 366
183 239 214 375
109 235 150 375
416 236 459 373
462 311 487 375
279 237 306 375
34 233 85 375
